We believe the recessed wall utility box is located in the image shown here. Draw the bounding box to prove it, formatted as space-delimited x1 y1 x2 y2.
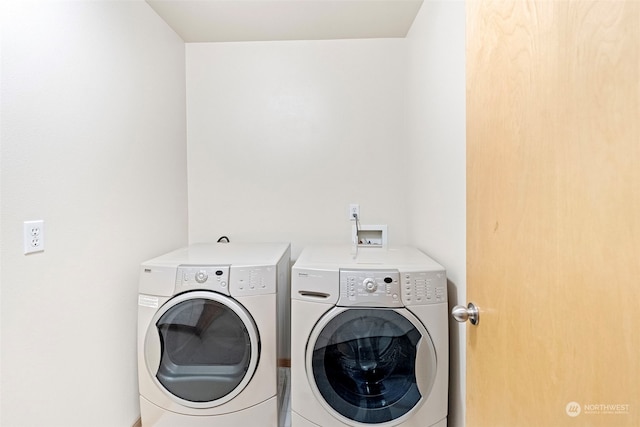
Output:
352 224 388 248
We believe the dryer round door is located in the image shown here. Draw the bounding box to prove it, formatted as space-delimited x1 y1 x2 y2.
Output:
306 307 437 426
145 290 260 409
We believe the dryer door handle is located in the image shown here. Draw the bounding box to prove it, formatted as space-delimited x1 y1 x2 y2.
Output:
144 326 162 374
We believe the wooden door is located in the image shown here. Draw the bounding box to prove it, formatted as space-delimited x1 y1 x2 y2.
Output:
466 1 639 426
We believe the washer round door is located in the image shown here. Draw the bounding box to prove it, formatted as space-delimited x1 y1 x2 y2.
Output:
145 290 260 408
307 307 437 426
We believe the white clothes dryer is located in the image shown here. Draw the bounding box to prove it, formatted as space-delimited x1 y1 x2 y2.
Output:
137 242 290 427
290 245 448 427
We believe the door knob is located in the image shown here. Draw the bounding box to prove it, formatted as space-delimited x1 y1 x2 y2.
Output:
451 302 479 325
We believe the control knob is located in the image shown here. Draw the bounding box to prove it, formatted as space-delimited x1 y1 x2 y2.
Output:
363 278 378 293
195 270 208 283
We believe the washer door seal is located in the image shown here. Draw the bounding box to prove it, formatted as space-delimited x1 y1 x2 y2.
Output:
145 290 260 408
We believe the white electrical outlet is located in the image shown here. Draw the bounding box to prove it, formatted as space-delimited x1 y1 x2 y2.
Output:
348 204 360 220
24 220 45 254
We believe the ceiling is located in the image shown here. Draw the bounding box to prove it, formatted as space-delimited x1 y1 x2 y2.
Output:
145 0 424 43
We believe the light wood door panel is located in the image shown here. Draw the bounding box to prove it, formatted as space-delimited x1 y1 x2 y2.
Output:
466 1 639 426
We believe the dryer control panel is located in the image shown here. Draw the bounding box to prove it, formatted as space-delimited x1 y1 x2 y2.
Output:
338 270 403 308
175 265 231 295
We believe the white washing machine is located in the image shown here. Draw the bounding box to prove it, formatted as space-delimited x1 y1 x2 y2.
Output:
137 242 290 427
290 245 448 427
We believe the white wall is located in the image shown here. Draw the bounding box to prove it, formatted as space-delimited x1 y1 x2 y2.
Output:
0 2 188 426
406 2 466 427
186 39 409 258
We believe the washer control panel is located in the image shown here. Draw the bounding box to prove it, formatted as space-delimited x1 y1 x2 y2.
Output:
338 270 402 307
402 270 447 305
175 265 230 295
